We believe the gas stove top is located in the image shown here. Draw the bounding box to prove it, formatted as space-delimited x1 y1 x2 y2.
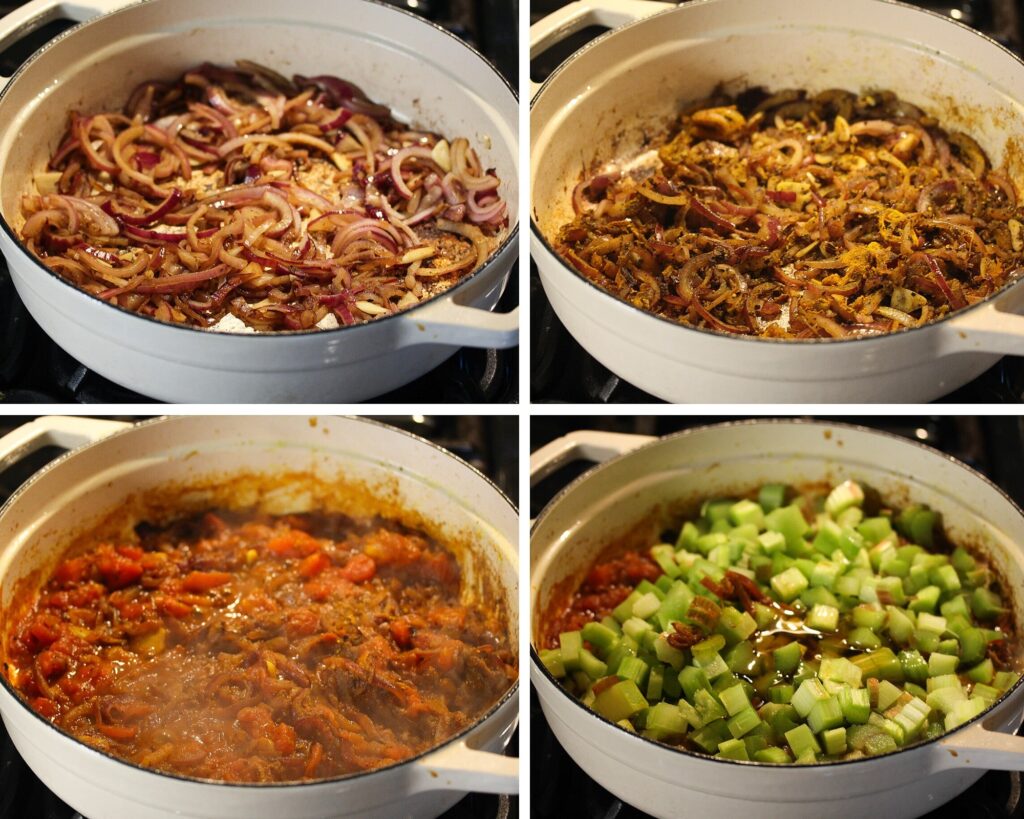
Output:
0 0 519 405
529 0 1024 404
0 415 518 819
531 414 1024 819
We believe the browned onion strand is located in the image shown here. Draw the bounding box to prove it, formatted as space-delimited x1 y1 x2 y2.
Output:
21 61 508 331
554 87 1024 338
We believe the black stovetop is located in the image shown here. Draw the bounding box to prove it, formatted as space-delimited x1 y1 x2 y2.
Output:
531 414 1024 819
0 0 519 405
529 0 1024 404
0 414 518 819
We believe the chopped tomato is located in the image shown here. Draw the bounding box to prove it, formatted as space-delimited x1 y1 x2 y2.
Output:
97 723 137 741
298 552 330 579
285 608 321 637
96 547 143 590
390 618 414 649
53 557 90 585
362 530 422 566
32 697 57 718
155 595 193 619
25 614 62 648
35 649 68 679
339 554 376 583
181 570 232 592
265 529 320 557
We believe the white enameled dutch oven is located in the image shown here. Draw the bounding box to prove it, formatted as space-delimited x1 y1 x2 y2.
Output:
531 421 1024 819
530 0 1024 403
0 0 518 404
0 415 518 819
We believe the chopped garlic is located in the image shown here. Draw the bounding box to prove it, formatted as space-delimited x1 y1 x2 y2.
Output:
1010 219 1023 252
34 172 62 195
400 246 436 264
432 139 452 172
355 300 389 316
315 313 340 330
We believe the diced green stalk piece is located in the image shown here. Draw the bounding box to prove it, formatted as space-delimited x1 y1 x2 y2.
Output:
770 683 795 704
910 586 941 614
677 521 701 550
897 504 937 548
694 688 726 724
971 587 1007 621
579 648 608 680
758 484 788 513
729 499 765 529
719 683 752 717
727 707 761 739
945 698 988 731
771 566 809 603
765 504 810 551
994 670 1021 690
581 622 619 656
632 592 662 621
724 640 757 675
807 604 840 632
622 617 653 642
965 658 995 685
823 726 848 756
691 719 731 753
540 648 566 678
847 651 905 679
819 656 863 688
807 696 844 733
792 678 830 718
876 680 903 711
754 746 793 764
959 627 987 667
679 666 712 702
718 607 758 644
677 698 702 730
848 627 882 650
852 604 887 631
838 687 871 724
926 685 967 714
716 738 749 760
616 655 650 688
931 564 962 594
972 683 1001 702
928 652 959 677
886 608 916 646
825 480 865 518
645 700 689 739
857 516 893 546
898 650 929 685
612 591 641 623
593 679 648 722
773 641 803 675
785 723 821 757
646 665 664 700
559 631 583 671
703 498 736 524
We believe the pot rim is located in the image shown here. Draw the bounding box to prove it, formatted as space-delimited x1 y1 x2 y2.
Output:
0 0 519 341
529 0 1024 348
0 414 520 790
529 417 1024 769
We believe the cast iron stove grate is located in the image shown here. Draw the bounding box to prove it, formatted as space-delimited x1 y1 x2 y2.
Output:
530 414 1024 819
0 414 518 819
0 0 518 405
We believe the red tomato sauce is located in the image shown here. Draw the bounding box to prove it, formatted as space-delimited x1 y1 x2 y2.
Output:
5 510 515 782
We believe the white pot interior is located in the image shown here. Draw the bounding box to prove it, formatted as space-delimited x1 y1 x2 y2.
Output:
531 0 1024 241
532 421 1024 648
1 415 518 653
0 0 519 235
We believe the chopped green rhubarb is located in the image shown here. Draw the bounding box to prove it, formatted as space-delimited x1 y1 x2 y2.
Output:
548 480 1019 766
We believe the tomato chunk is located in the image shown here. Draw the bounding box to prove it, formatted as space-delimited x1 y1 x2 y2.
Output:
298 552 330 579
96 547 144 590
181 571 232 592
340 554 376 583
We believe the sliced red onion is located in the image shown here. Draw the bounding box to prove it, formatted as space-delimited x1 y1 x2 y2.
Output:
916 179 957 213
102 188 182 227
390 147 436 199
122 223 217 243
59 195 119 236
320 109 352 133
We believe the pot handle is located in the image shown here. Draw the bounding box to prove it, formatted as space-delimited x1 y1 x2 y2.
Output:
530 430 657 486
0 416 130 473
0 0 134 93
934 691 1024 770
414 741 518 794
529 0 670 98
398 298 518 350
940 285 1024 356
